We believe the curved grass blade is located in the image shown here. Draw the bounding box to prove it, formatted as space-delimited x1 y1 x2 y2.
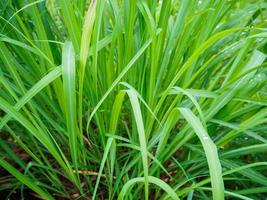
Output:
126 89 149 200
179 107 224 200
118 176 179 200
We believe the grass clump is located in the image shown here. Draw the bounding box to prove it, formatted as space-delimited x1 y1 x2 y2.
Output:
0 0 267 199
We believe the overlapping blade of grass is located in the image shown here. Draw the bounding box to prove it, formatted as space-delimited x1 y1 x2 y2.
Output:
1 125 41 164
171 87 206 126
218 107 267 146
57 0 81 51
0 159 54 200
109 138 172 181
179 160 267 194
222 160 267 187
0 34 57 60
221 144 267 158
147 0 171 106
86 31 160 130
25 1 66 109
0 137 26 169
0 97 76 184
199 187 253 200
146 27 245 136
158 51 266 168
211 119 267 144
0 17 56 69
155 108 180 158
92 137 113 200
90 0 105 88
0 41 26 94
155 0 192 91
27 0 54 64
0 66 61 128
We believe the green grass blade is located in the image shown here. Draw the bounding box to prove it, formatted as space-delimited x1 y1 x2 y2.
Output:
179 107 224 200
118 176 179 200
126 89 149 200
62 41 79 171
92 137 113 200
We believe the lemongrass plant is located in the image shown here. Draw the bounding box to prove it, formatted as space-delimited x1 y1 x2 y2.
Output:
0 0 267 199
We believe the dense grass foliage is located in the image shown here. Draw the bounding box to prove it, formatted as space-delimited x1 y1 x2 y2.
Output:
0 0 267 199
